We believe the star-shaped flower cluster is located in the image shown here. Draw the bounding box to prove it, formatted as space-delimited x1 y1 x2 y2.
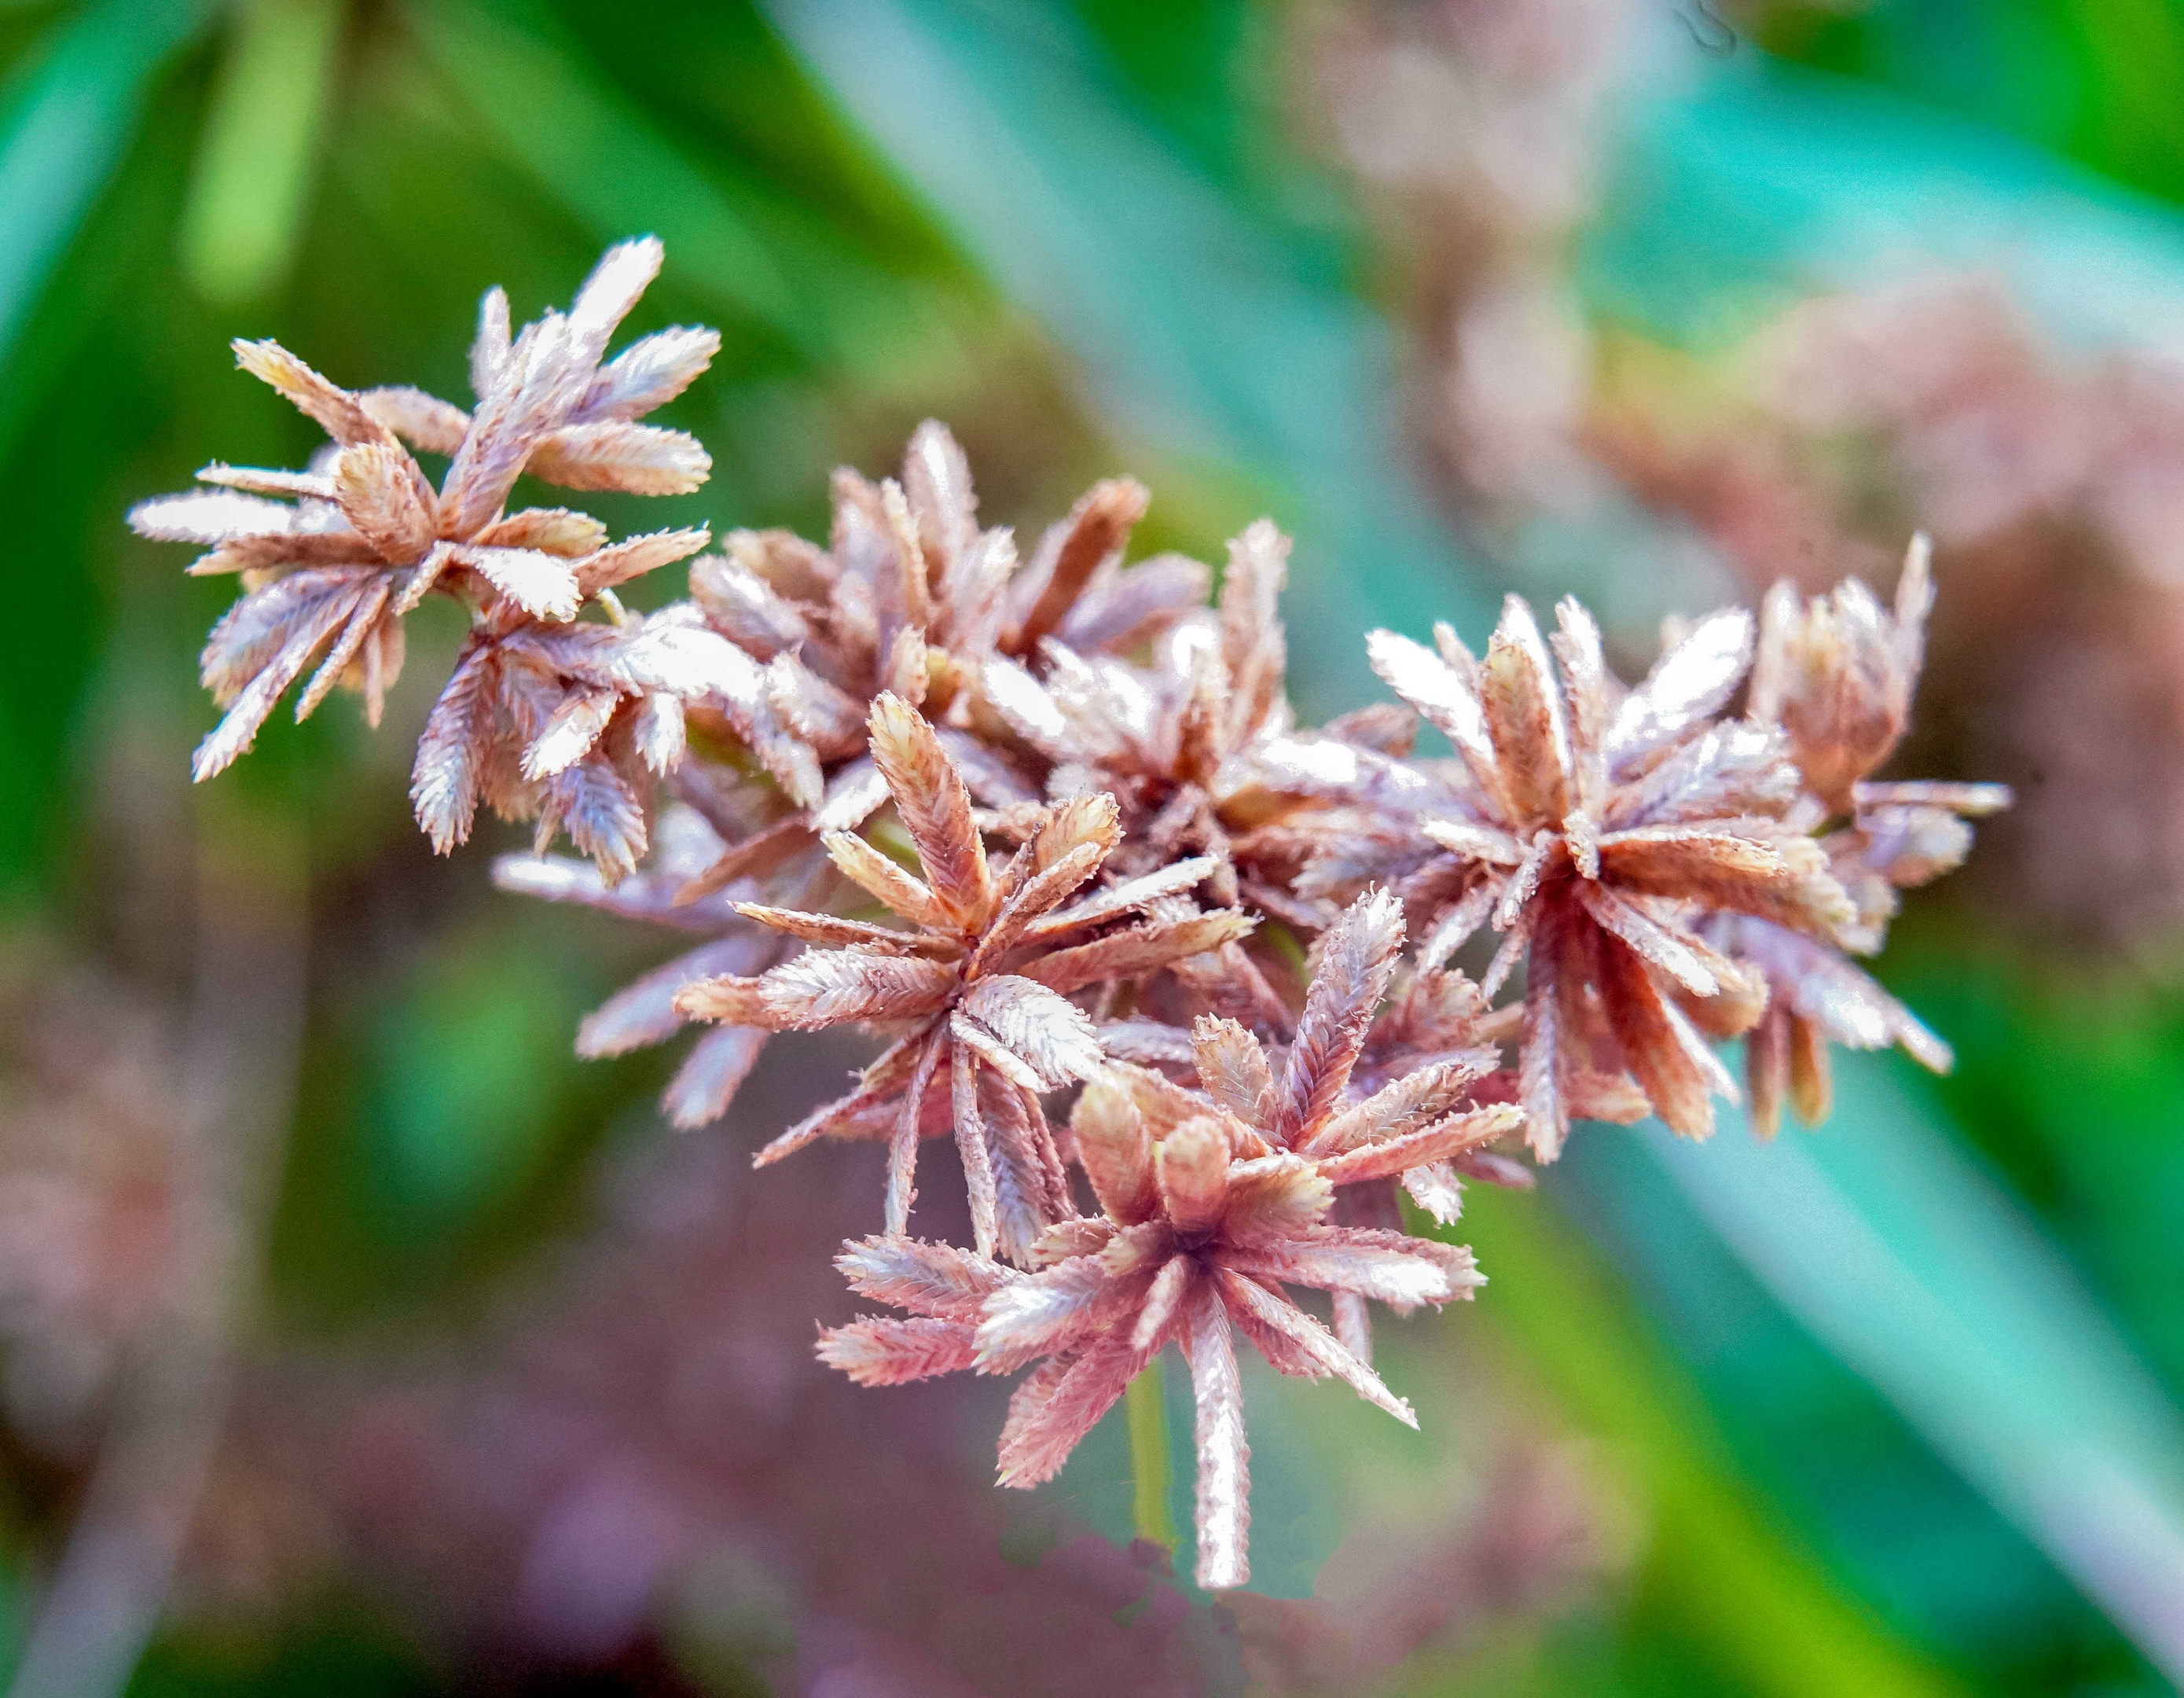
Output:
674 692 1246 1263
1332 594 1857 1155
129 237 721 877
817 890 1506 1587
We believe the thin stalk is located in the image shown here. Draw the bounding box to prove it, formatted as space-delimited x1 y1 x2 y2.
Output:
1125 1365 1176 1552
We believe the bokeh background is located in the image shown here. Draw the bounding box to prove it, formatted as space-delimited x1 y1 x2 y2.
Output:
4 0 2184 1692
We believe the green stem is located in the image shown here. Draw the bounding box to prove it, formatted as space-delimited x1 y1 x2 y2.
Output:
1125 1366 1176 1552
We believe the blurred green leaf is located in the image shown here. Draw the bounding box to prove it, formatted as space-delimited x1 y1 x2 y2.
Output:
406 0 815 355
1752 0 2184 211
1453 1188 1965 1698
124 1604 444 1697
0 0 204 366
1123 1368 1176 1553
358 921 603 1242
178 0 341 303
1647 1055 2184 1686
1583 42 2184 354
1893 934 2184 1398
1562 1127 2113 1678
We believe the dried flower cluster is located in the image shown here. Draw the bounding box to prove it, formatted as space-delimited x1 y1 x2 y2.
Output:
133 241 2004 1590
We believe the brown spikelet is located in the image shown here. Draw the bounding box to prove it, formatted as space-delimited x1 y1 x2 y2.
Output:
1273 888 1404 1146
1011 476 1149 653
1191 1016 1273 1126
1480 597 1570 826
233 338 397 449
867 693 993 928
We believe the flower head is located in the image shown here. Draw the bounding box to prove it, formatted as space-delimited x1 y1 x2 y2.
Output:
671 425 1209 898
816 891 1501 1589
1353 594 1853 1155
129 238 718 875
674 693 1250 1259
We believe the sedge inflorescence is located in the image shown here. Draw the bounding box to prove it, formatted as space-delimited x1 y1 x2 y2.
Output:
130 241 2006 1590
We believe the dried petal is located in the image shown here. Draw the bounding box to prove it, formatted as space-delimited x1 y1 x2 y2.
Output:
329 442 435 561
996 1332 1141 1487
530 421 711 495
1019 909 1255 995
868 693 993 928
755 950 959 1030
1215 1269 1415 1428
233 338 395 448
1011 476 1148 653
836 1233 1017 1322
1190 1016 1273 1126
1155 1116 1231 1236
817 1316 979 1386
411 641 494 852
1480 596 1572 825
1275 888 1404 1146
957 975 1102 1090
1609 607 1754 763
822 829 952 931
1071 1072 1160 1226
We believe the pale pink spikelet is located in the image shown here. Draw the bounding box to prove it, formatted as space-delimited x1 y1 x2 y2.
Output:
134 238 722 879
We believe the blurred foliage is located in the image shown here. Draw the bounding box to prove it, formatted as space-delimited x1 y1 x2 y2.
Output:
0 0 2182 1694
1748 0 2184 204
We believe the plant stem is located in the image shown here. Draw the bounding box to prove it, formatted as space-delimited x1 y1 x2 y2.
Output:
1125 1365 1176 1552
